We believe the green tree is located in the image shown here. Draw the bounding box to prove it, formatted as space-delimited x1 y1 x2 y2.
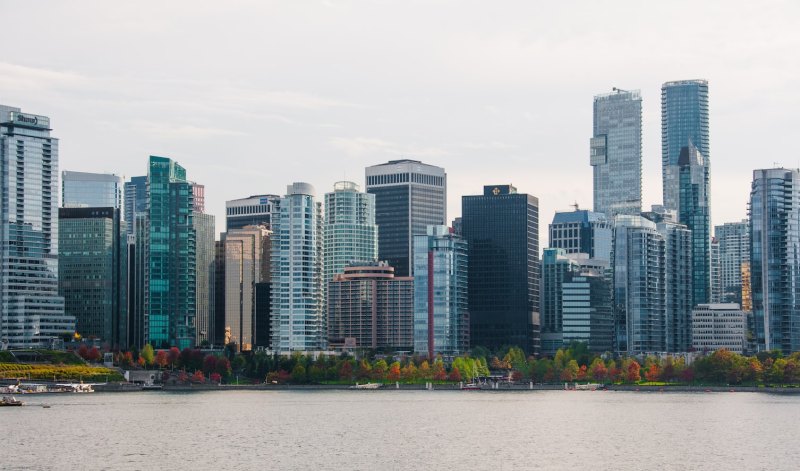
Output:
291 364 307 383
560 359 579 381
140 344 155 367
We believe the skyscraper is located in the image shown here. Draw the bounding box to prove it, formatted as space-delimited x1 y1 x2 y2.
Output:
656 220 693 353
548 208 612 262
540 248 579 355
366 159 446 277
193 207 216 347
328 262 414 351
224 226 269 351
715 220 750 305
225 194 279 231
62 171 124 210
271 183 324 352
413 225 468 357
59 207 127 348
590 89 642 218
710 238 722 304
462 184 540 354
662 79 709 211
562 272 613 353
146 156 196 349
323 181 378 284
0 105 72 348
678 143 711 305
124 176 147 236
749 168 800 354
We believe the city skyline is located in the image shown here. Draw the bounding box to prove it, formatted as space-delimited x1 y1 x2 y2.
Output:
4 1 797 237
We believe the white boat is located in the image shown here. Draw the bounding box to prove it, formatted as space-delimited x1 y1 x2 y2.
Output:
350 382 382 390
1 396 24 406
573 383 602 391
56 382 96 393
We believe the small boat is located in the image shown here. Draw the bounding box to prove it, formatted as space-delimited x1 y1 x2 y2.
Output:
350 382 381 390
461 383 481 390
1 396 24 407
142 383 163 391
573 383 602 391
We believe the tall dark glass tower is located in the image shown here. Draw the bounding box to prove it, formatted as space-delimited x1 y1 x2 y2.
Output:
678 143 710 305
365 160 446 277
461 184 540 354
662 80 709 211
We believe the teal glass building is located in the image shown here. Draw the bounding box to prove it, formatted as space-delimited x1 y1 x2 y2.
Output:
678 143 711 305
323 181 378 284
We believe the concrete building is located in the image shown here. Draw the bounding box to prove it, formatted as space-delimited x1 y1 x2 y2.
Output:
692 303 745 354
328 262 414 351
366 159 446 277
0 105 71 348
590 89 642 218
225 194 279 231
413 226 468 358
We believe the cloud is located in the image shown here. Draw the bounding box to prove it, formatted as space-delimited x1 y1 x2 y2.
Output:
330 136 449 159
130 120 247 139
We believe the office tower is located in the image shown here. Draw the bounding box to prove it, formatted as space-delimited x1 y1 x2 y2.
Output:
128 213 147 348
62 171 124 209
226 194 279 231
749 168 800 354
323 181 378 285
413 225 468 357
366 159 446 277
540 248 579 355
740 262 752 312
710 238 722 303
548 208 613 262
662 79 709 211
562 272 613 353
213 240 226 347
254 282 271 348
328 262 414 351
461 184 540 354
656 220 693 353
124 176 147 236
715 220 750 305
452 217 462 237
224 225 269 351
0 106 71 349
271 183 324 352
692 303 746 354
145 156 196 349
678 143 711 305
613 215 665 354
590 89 642 218
193 208 215 347
59 207 127 348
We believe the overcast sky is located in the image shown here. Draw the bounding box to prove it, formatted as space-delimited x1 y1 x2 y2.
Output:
3 1 798 238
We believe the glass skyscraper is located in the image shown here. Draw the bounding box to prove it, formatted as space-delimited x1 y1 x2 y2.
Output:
225 194 279 231
59 207 127 348
548 209 612 262
590 89 642 218
324 181 378 284
194 209 216 347
62 171 123 209
0 106 72 348
461 185 540 354
224 226 269 351
715 220 750 305
124 176 147 236
749 168 800 354
146 156 196 349
413 225 468 357
678 143 711 305
366 159 446 278
661 79 709 211
562 272 613 353
540 248 579 355
270 183 324 352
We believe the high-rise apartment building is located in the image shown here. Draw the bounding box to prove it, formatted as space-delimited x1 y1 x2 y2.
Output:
62 171 124 210
662 79 709 211
710 238 722 304
128 213 147 347
193 208 215 347
590 89 642 218
562 272 613 353
328 262 414 351
461 184 540 354
715 220 749 305
656 220 693 353
366 159 446 277
0 106 72 348
124 176 147 236
224 226 269 351
145 156 196 349
270 183 324 352
413 225 468 357
540 248 579 355
678 143 711 305
749 168 800 354
225 194 279 231
323 181 378 284
548 208 612 262
213 240 226 347
59 207 127 348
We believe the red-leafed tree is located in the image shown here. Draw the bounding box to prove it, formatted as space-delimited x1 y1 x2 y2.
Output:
77 344 89 360
448 367 462 382
387 362 401 382
577 364 588 381
155 350 168 369
432 362 447 381
338 361 354 381
87 346 101 362
626 360 641 383
167 347 180 369
191 370 205 383
644 364 660 382
202 354 218 374
210 372 222 384
177 371 189 383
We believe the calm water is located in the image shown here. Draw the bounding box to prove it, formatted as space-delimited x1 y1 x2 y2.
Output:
3 389 799 470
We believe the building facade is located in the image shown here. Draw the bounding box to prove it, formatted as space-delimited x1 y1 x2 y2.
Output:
562 272 614 353
692 303 745 354
224 226 269 351
413 226 468 357
194 210 215 347
323 181 378 285
715 220 750 305
656 221 693 353
462 185 540 354
270 183 324 352
124 176 147 237
749 168 800 354
548 208 612 262
540 248 579 355
0 106 71 348
62 171 124 209
58 207 127 348
662 79 710 211
678 143 711 305
590 89 642 218
366 159 446 277
328 262 414 351
225 194 279 231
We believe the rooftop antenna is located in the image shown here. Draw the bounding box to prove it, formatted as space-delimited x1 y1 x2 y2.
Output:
612 87 628 93
571 201 580 211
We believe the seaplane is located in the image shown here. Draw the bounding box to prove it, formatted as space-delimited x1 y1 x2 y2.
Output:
55 381 100 393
